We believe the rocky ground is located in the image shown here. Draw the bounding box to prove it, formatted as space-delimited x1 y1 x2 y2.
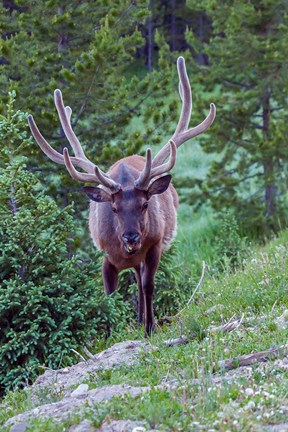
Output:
5 337 288 432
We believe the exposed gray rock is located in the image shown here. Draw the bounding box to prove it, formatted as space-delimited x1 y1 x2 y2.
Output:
10 423 30 432
276 310 288 329
32 340 151 396
95 420 148 432
71 384 89 398
6 384 150 428
264 423 288 431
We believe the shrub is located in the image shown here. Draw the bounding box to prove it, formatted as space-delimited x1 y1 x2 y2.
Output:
213 209 248 271
0 93 128 395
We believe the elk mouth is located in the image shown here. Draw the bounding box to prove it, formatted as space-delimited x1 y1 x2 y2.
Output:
124 241 141 255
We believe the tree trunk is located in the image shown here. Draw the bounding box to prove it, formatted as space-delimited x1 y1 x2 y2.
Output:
171 0 176 52
147 0 154 72
262 93 277 220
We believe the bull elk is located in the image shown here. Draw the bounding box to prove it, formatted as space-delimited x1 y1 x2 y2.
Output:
28 57 216 336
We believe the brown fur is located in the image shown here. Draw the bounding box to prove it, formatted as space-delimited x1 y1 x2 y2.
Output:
86 155 178 336
28 58 215 337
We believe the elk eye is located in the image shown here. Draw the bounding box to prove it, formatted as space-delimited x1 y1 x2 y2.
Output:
112 207 117 213
142 202 148 211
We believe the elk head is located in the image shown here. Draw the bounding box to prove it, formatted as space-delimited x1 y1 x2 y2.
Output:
82 144 176 256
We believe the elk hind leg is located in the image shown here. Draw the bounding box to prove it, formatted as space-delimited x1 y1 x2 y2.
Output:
135 264 144 324
142 245 161 337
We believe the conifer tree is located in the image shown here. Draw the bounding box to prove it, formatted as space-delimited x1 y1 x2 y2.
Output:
185 0 288 236
0 1 149 162
0 1 182 216
0 93 129 394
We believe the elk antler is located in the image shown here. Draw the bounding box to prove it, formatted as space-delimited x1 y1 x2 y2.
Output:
28 89 121 193
152 56 216 167
135 140 176 190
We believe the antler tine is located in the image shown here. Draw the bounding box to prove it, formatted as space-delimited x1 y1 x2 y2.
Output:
54 89 91 164
63 148 121 191
28 114 97 173
134 148 152 189
65 105 72 121
177 103 216 142
152 56 216 168
151 140 176 177
135 141 176 191
174 56 192 135
94 166 121 193
28 115 66 165
63 148 99 182
28 92 122 191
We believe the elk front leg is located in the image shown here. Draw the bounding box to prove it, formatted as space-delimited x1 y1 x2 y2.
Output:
102 257 118 338
135 265 144 324
142 245 161 337
102 257 118 295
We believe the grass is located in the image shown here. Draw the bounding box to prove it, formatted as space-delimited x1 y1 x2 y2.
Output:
1 114 287 430
0 229 287 431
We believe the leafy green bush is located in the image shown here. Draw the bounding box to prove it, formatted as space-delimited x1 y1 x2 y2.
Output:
213 209 248 271
0 93 129 395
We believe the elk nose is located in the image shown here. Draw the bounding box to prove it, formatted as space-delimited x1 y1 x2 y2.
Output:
122 232 140 244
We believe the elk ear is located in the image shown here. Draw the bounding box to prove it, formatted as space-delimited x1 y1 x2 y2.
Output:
82 186 112 203
147 174 172 199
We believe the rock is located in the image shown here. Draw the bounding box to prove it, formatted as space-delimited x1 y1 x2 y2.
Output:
10 423 30 432
68 419 159 432
71 384 89 397
276 310 288 329
97 420 148 431
32 341 151 396
6 384 150 427
265 423 288 431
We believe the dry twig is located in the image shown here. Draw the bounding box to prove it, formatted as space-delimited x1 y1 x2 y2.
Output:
164 336 188 347
217 343 288 371
176 261 206 317
209 314 244 334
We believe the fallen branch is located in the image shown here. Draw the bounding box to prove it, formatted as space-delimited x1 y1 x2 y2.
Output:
70 348 88 363
217 343 288 371
209 314 244 334
83 346 95 360
164 336 188 347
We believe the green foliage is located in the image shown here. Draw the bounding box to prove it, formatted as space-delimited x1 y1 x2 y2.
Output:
1 230 288 430
0 1 180 168
213 209 248 271
0 94 129 395
185 0 288 238
154 243 187 316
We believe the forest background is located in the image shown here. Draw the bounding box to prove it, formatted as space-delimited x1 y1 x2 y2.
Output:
0 0 287 395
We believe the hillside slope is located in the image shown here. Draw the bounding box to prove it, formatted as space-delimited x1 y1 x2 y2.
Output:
1 230 287 431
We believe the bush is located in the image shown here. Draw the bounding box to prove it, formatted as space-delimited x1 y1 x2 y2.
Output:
0 93 128 395
213 209 248 271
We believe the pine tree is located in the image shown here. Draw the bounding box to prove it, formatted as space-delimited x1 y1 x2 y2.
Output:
185 0 288 237
0 1 182 214
0 1 150 162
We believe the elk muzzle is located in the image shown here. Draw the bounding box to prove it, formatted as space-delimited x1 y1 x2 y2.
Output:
122 232 141 255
